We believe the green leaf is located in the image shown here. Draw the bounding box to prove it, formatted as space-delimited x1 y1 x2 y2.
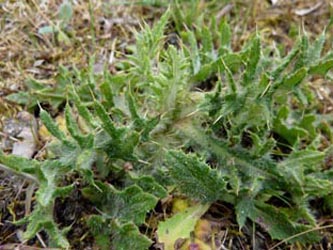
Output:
251 134 276 157
151 8 170 43
65 104 93 148
71 86 98 128
26 78 45 90
167 150 226 202
187 30 201 74
94 100 119 139
40 108 66 141
180 126 281 190
15 160 74 248
257 73 271 97
299 114 317 139
220 20 231 49
24 207 70 248
111 220 152 250
270 44 299 80
294 35 309 70
190 63 211 83
5 92 31 105
201 26 214 64
0 151 40 177
220 57 236 93
49 140 79 166
308 30 326 64
100 81 115 109
281 67 307 88
242 35 260 86
130 175 168 198
57 30 71 45
141 115 160 141
308 59 333 76
157 203 209 250
58 0 73 24
76 149 96 171
87 216 153 250
249 202 320 243
36 161 72 205
117 131 140 160
304 174 333 197
38 25 55 34
87 215 111 250
273 108 309 145
279 150 325 169
126 91 145 129
191 52 242 83
83 182 158 225
235 195 255 228
234 101 270 128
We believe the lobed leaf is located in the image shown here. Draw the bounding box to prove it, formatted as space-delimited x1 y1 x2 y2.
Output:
220 20 231 49
294 35 309 70
270 43 299 80
242 35 261 86
83 182 158 226
167 150 226 203
65 104 93 149
111 220 152 250
308 30 326 64
24 207 70 248
40 108 66 142
249 202 320 243
201 26 214 64
71 86 98 128
0 151 40 177
235 195 255 228
308 59 333 76
100 81 115 109
87 215 111 250
94 100 119 139
130 175 168 198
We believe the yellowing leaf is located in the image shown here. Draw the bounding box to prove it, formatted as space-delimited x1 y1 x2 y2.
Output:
172 198 190 214
157 203 209 250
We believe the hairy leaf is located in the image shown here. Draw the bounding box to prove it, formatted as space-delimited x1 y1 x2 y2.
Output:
87 215 111 250
270 44 299 80
94 100 119 139
83 182 158 225
249 202 320 243
167 150 226 202
65 104 93 149
40 108 66 142
220 20 231 49
308 59 333 76
130 175 168 198
71 86 98 128
242 35 260 86
111 220 152 250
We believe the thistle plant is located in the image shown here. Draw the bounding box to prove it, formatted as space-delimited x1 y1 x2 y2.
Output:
2 10 333 249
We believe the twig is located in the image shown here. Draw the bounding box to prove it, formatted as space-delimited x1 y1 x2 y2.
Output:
294 1 323 16
216 4 234 20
